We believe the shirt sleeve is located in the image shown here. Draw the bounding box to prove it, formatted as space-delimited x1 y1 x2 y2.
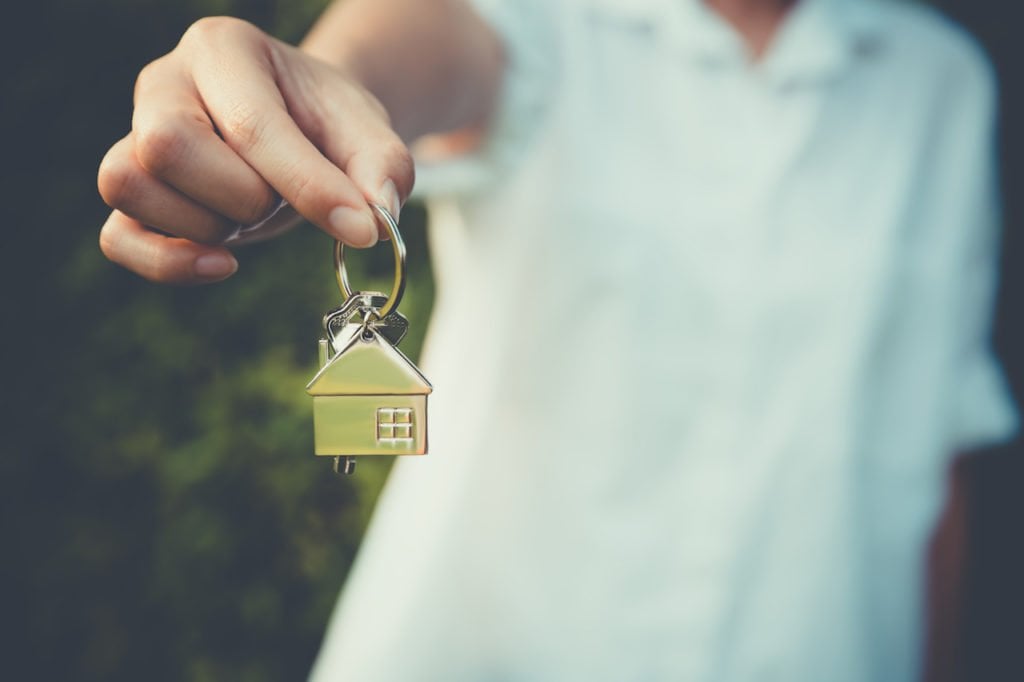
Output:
947 185 1017 451
411 0 560 199
944 55 1018 452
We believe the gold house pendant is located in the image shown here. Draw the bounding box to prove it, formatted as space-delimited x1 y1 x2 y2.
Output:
307 205 432 475
306 323 432 458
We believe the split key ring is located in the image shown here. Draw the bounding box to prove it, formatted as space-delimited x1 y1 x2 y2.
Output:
333 205 406 320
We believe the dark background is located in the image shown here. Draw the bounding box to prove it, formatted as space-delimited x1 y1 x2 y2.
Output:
1 1 1020 679
934 1 1024 679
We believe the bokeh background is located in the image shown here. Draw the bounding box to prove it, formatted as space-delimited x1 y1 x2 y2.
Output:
1 1 1021 680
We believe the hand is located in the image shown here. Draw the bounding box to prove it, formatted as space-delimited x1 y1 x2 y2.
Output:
97 16 414 284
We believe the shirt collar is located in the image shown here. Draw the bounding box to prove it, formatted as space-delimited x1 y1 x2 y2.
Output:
591 0 887 87
758 0 886 86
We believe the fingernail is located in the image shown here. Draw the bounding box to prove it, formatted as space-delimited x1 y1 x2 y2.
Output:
194 252 238 279
328 206 378 247
377 179 401 222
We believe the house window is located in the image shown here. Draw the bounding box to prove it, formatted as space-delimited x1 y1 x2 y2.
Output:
377 407 413 442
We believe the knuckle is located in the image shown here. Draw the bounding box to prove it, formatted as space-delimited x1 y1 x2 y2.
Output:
133 60 160 97
96 149 139 209
135 119 191 177
182 16 256 47
220 102 266 152
285 169 318 211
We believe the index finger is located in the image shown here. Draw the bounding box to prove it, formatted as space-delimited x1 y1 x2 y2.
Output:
187 20 378 247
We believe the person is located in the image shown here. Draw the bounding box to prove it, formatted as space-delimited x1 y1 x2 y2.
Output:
96 0 1018 679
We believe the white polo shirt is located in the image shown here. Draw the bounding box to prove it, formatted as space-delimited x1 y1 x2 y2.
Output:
311 1 1017 680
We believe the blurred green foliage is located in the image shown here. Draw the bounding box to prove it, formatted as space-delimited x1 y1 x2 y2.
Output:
2 1 432 679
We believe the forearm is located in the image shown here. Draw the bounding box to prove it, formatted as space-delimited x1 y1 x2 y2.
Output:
301 0 504 142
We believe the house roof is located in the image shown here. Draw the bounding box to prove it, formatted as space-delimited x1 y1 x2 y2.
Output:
306 326 432 396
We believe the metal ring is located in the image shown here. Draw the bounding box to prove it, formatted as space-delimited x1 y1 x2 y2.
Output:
334 205 406 319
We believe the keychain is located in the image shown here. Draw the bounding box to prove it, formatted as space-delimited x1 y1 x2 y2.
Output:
306 205 432 475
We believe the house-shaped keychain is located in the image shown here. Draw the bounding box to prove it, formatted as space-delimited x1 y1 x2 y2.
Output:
306 323 432 458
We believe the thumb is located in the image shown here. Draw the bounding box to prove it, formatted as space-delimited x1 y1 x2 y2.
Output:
344 139 415 237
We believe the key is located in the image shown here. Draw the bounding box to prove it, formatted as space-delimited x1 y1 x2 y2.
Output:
323 292 409 348
306 206 432 476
